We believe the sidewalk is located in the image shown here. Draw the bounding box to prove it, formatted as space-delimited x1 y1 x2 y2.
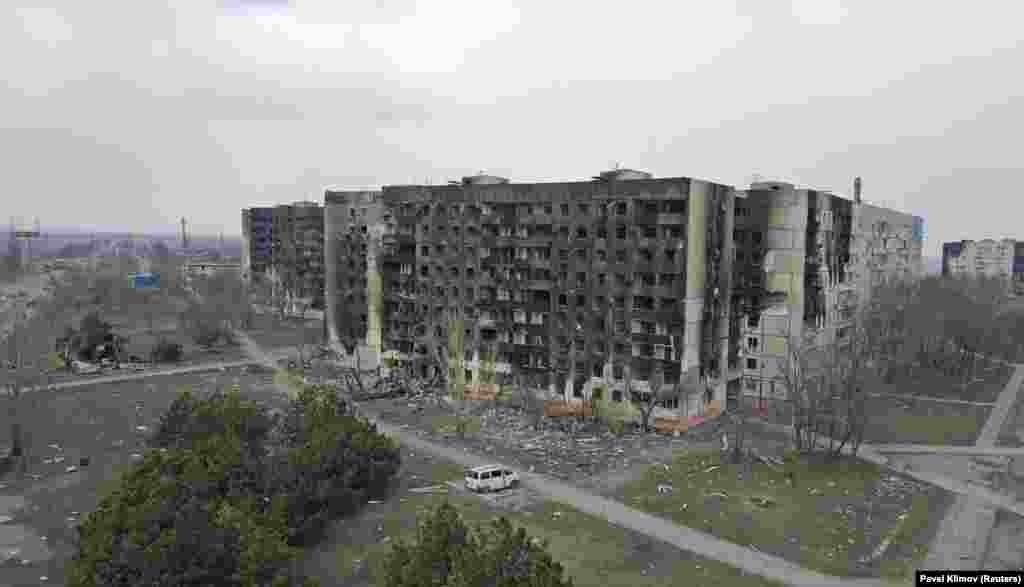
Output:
871 445 1024 457
923 363 1024 570
865 391 995 407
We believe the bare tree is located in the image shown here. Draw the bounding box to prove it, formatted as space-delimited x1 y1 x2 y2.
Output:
0 307 60 473
631 369 676 434
295 320 321 368
779 317 871 459
293 297 310 322
443 313 478 439
778 333 821 454
513 372 546 430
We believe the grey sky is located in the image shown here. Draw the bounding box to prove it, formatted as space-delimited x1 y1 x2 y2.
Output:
2 1 1020 253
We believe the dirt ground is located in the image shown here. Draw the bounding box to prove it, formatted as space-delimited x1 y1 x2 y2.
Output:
244 312 324 352
0 366 289 585
861 361 1014 404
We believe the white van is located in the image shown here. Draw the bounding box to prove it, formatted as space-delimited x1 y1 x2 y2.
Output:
465 465 519 493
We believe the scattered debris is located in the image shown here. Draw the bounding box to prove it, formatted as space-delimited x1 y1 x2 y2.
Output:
749 496 777 508
408 485 448 494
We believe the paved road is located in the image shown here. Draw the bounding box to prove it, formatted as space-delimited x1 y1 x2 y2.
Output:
865 391 995 407
21 350 295 394
978 365 1024 446
872 445 1024 457
923 363 1024 570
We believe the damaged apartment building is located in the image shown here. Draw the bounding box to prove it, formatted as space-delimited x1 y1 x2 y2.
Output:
241 207 273 282
322 171 924 416
734 177 924 409
325 170 739 416
268 201 325 313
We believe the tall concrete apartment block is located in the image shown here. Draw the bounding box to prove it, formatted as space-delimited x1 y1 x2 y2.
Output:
325 171 739 412
942 239 1023 293
324 190 387 356
270 201 325 310
323 173 923 413
736 181 924 405
240 207 273 282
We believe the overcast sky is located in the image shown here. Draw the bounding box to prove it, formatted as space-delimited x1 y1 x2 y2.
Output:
2 1 1020 253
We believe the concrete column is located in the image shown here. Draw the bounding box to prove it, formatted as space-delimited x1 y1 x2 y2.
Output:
365 223 384 367
715 188 735 407
323 199 344 348
682 180 708 381
240 210 251 283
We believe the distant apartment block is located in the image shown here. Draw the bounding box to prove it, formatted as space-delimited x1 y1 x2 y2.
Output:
942 239 1023 292
269 202 325 312
324 170 739 417
241 207 273 282
736 180 923 406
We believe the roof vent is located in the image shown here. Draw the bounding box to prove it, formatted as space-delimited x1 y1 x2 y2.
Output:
461 174 510 186
593 168 653 182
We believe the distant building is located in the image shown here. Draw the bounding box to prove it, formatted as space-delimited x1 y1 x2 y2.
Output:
241 207 273 281
270 202 324 313
942 238 1023 293
942 238 1016 280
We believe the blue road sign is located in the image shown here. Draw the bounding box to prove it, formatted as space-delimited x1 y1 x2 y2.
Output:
129 272 160 289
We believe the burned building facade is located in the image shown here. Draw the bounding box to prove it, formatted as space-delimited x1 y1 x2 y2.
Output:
325 171 738 413
241 206 273 282
324 190 386 356
270 201 325 312
735 180 923 407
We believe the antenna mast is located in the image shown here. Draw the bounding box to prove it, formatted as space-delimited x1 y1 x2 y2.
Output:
180 217 189 251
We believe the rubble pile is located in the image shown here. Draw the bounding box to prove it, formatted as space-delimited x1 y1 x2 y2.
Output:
451 405 687 482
